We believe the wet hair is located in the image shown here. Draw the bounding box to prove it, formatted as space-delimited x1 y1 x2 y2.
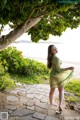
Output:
47 45 55 69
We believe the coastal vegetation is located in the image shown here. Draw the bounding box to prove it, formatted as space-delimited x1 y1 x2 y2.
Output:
0 47 49 90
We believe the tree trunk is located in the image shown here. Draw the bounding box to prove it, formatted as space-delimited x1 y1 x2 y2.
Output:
0 16 43 51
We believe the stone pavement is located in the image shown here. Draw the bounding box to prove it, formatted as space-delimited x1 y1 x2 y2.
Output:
0 83 80 120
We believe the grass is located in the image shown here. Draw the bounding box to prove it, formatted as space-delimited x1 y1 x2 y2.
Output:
11 74 49 85
65 78 80 102
65 78 80 96
65 96 80 102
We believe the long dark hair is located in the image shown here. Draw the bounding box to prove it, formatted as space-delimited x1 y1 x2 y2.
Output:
47 45 54 69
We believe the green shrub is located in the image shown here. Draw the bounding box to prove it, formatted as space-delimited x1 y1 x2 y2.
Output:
0 74 15 90
0 47 49 84
0 47 25 74
0 62 15 90
21 59 49 76
0 62 5 75
65 79 80 96
0 47 49 77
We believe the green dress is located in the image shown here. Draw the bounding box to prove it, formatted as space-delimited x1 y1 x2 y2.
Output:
50 55 73 88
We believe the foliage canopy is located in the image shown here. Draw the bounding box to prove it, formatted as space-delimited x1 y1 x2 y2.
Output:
0 0 80 44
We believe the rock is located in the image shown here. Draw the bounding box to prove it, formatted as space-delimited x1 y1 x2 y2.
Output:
34 101 49 109
18 92 26 96
8 110 13 114
19 97 28 103
4 105 16 110
33 112 46 120
9 117 16 120
10 90 18 95
15 82 22 86
27 94 35 99
40 97 49 103
64 91 73 96
26 100 34 106
26 88 35 94
35 94 43 100
11 109 34 117
47 109 56 116
7 96 19 102
45 116 59 120
35 106 47 114
16 115 38 120
27 106 35 111
9 117 19 120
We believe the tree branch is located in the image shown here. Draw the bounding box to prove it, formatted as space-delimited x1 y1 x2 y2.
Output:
0 15 43 51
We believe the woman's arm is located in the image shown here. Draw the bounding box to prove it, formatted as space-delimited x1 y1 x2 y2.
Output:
54 57 74 72
64 67 74 71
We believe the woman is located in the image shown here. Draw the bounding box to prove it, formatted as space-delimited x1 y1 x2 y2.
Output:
47 45 74 113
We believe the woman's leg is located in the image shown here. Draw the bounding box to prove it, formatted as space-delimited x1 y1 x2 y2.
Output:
49 87 55 105
58 86 64 111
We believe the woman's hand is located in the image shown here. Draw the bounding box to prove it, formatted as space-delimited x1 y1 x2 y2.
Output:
68 67 74 70
65 67 74 71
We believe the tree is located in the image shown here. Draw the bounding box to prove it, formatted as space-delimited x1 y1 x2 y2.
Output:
0 0 80 51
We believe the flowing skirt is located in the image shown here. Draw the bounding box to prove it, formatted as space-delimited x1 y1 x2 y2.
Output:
50 69 73 88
